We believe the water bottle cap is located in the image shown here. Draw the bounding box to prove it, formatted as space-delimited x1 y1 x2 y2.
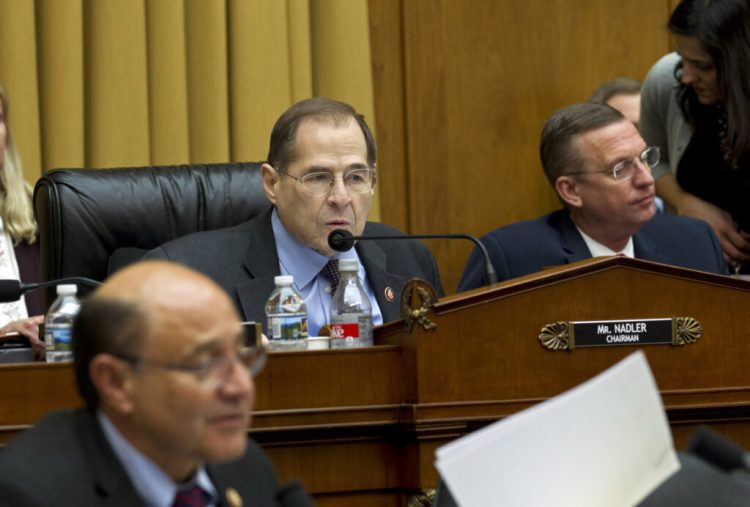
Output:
338 259 358 272
56 284 78 295
274 275 294 286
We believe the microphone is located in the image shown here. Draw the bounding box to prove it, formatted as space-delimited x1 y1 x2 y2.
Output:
275 481 315 506
328 228 498 285
0 277 102 303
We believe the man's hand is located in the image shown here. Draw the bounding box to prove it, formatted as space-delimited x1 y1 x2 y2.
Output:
0 315 46 360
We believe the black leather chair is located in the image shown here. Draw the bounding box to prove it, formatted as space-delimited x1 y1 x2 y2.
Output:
33 162 270 306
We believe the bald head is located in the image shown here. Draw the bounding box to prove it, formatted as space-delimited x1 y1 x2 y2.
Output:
73 260 241 408
73 261 256 478
97 260 237 315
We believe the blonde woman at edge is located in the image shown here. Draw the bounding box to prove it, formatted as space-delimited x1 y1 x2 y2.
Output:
0 85 44 359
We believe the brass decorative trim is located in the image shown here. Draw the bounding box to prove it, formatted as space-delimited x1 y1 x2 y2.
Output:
539 317 702 350
401 279 438 332
538 321 571 350
672 317 702 345
407 489 436 506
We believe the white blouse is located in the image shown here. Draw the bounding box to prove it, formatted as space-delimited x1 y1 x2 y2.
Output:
0 216 28 327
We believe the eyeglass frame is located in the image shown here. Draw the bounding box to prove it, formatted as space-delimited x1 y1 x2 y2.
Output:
565 146 660 181
113 345 267 385
273 165 377 196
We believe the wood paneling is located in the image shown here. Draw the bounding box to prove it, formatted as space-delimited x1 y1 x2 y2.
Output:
3 260 750 506
0 257 750 507
370 0 674 291
368 0 409 232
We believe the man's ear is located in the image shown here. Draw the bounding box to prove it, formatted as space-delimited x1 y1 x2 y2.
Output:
89 355 136 414
555 175 583 209
261 163 279 205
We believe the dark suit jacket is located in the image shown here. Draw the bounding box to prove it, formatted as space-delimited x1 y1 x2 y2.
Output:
0 409 305 507
145 208 444 327
458 209 730 291
637 453 750 507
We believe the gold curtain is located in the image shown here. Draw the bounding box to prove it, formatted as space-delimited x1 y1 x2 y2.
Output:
0 0 379 219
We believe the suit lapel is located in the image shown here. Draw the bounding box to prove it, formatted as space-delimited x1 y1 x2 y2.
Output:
234 212 414 325
236 209 281 322
207 467 244 507
356 238 409 324
75 411 148 506
559 211 594 264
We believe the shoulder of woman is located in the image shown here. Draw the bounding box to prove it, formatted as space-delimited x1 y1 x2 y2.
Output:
645 53 681 85
642 53 681 107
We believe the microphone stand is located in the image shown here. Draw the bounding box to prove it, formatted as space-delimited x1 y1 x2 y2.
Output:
0 277 102 304
22 277 101 294
330 231 498 285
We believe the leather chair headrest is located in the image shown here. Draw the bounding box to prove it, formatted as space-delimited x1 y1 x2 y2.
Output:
34 162 270 303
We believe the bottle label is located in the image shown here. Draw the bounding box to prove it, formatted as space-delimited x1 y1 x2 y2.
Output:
330 322 360 339
48 325 72 351
269 314 308 340
330 314 372 347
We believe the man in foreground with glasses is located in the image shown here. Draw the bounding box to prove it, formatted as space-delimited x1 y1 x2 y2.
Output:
146 97 443 336
458 102 729 291
0 260 313 506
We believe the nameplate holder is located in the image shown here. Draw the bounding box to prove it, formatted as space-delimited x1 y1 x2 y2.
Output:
538 317 702 351
240 321 263 347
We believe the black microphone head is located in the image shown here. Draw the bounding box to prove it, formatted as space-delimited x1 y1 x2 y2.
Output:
0 279 23 303
328 229 355 252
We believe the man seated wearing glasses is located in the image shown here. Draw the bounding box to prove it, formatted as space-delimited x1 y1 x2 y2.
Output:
145 97 443 336
0 260 312 506
458 102 729 291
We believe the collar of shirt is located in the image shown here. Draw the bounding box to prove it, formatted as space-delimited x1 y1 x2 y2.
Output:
577 227 635 258
97 411 218 507
271 208 383 335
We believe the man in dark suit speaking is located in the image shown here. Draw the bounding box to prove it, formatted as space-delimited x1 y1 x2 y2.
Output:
0 260 312 506
146 97 443 336
458 102 729 291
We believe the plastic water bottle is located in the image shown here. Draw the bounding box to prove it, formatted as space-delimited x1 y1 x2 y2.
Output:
44 284 81 362
265 275 308 351
330 259 373 348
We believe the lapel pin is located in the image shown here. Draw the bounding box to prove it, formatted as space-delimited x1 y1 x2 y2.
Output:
226 487 243 507
384 286 395 302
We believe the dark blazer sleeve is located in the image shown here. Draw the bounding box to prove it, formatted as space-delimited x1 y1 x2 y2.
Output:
457 211 585 292
701 221 731 275
457 233 512 292
637 214 731 275
14 240 43 315
0 410 144 506
0 480 44 507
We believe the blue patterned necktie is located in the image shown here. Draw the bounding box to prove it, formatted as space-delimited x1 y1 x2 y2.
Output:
321 259 341 293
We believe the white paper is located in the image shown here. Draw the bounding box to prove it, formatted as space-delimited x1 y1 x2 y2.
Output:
435 351 679 506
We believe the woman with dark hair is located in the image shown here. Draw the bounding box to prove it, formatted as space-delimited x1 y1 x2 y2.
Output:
0 85 44 357
640 0 750 272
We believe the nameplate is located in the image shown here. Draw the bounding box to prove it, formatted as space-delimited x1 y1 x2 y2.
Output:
538 317 702 351
573 318 672 347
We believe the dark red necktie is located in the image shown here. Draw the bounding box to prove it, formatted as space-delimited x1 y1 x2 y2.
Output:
172 485 208 507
